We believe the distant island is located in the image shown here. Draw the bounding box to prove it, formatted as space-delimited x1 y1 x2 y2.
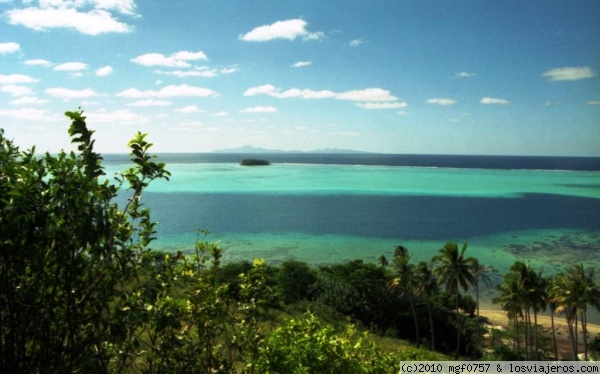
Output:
240 159 270 166
213 145 373 154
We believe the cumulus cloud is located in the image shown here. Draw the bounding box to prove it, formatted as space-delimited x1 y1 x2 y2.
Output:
24 59 53 67
240 106 278 113
95 65 113 76
213 111 229 117
54 62 88 71
355 102 407 110
480 97 509 105
220 66 239 74
45 87 103 100
127 99 171 107
1 84 34 96
349 39 366 47
9 96 49 105
244 84 397 102
426 98 457 106
0 42 20 54
291 61 311 68
86 108 148 124
542 67 594 81
175 105 203 113
116 84 218 98
240 19 324 42
154 69 218 78
0 74 39 84
131 51 208 68
0 107 49 120
6 5 134 35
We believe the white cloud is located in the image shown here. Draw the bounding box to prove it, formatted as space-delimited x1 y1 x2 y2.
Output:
426 98 457 106
240 106 278 113
355 102 408 110
0 73 39 83
0 107 49 120
587 100 600 106
93 0 137 15
214 111 229 117
1 84 34 96
240 19 323 42
453 72 476 78
480 97 509 105
127 99 171 107
175 105 202 113
349 39 366 47
86 108 148 124
95 65 113 76
336 88 397 102
54 62 88 71
9 96 49 105
24 59 53 66
220 66 239 74
291 61 311 68
45 87 103 100
154 69 218 78
6 6 133 35
131 51 207 68
542 67 594 81
0 42 20 54
116 84 218 98
244 84 396 102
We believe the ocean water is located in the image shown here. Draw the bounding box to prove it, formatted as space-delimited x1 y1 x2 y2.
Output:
104 154 600 318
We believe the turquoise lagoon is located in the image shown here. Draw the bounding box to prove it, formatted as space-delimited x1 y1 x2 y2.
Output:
104 159 600 277
105 156 600 319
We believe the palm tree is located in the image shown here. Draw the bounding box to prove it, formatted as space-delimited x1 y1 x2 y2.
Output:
415 261 438 350
389 252 420 347
546 276 560 360
550 272 579 360
471 259 495 319
493 272 525 356
433 242 475 359
378 255 389 268
509 261 546 359
566 264 600 360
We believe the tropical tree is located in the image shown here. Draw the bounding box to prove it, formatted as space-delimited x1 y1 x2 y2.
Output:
494 271 525 357
471 259 495 319
415 261 438 350
378 254 389 268
434 242 475 358
546 276 560 360
389 247 420 347
552 264 600 360
508 261 546 359
0 110 171 372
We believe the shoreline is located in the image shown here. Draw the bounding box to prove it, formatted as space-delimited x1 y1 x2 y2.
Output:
479 309 600 359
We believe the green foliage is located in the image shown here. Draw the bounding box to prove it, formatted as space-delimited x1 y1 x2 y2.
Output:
255 313 399 373
0 110 170 372
275 260 318 304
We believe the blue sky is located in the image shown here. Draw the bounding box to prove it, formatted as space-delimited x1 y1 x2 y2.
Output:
1 0 599 155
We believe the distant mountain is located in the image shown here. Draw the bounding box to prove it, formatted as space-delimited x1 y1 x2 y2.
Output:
212 145 372 154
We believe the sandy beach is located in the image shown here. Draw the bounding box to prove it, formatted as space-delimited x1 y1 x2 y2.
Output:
479 309 600 360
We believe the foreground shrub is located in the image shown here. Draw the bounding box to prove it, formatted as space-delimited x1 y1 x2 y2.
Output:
255 313 400 374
